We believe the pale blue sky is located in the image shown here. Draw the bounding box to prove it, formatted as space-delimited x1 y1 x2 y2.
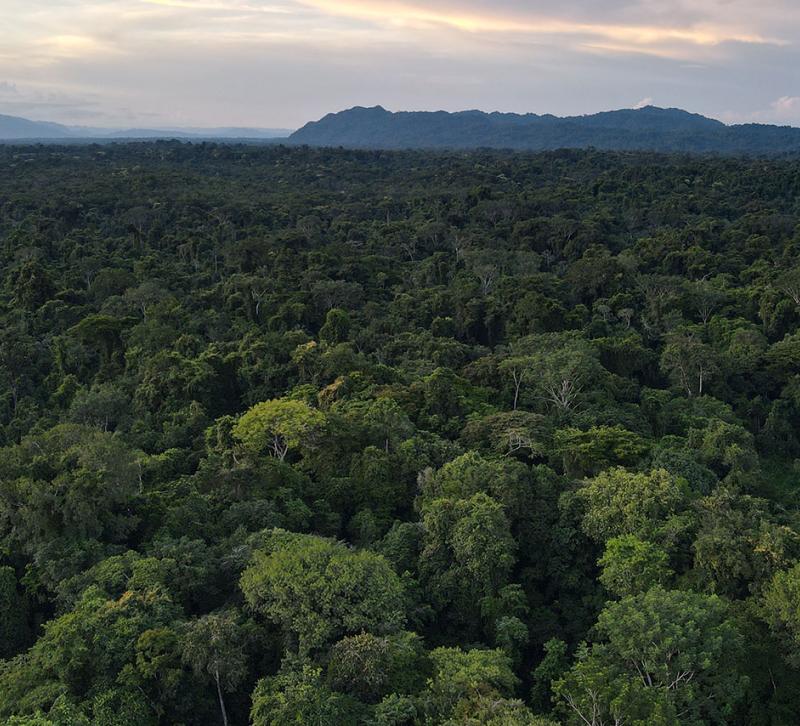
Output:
2 0 799 128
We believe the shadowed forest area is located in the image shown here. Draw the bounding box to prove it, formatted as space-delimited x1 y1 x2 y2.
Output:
2 142 800 724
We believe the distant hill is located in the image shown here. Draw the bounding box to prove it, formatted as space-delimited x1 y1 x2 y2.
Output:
104 126 292 139
0 114 71 139
0 113 291 141
289 105 800 154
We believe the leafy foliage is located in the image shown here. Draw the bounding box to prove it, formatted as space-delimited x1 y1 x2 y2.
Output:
0 142 799 724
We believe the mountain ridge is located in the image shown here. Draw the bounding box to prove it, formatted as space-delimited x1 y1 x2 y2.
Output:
4 106 800 154
289 105 800 154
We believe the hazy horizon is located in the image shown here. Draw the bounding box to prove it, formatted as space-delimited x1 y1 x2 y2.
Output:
3 1 800 129
11 103 800 136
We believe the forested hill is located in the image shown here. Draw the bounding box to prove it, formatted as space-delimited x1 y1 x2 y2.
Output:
0 113 72 140
5 143 800 724
290 105 800 154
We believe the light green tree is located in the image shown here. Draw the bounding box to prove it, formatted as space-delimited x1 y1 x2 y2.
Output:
251 665 363 726
419 647 519 723
240 531 406 654
233 398 326 461
598 535 673 597
577 468 692 545
555 587 745 726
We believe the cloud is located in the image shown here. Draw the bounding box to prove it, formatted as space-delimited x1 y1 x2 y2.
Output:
771 95 800 118
1 0 799 127
296 0 786 60
720 95 800 126
634 96 654 109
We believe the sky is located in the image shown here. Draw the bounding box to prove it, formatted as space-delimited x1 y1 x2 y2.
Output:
1 0 799 129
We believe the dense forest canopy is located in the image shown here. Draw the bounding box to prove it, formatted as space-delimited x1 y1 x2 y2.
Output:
2 142 800 724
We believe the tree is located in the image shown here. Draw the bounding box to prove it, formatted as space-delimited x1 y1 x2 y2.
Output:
348 445 406 520
419 647 519 722
776 266 800 308
359 397 414 454
68 314 129 371
763 330 800 379
419 451 531 515
555 587 745 725
240 531 406 654
123 281 168 320
638 274 680 333
577 468 692 546
12 259 55 311
0 585 181 721
4 697 91 725
553 426 648 478
126 627 184 715
688 419 759 483
7 126 800 726
761 562 800 667
182 612 249 726
686 278 727 325
535 347 593 414
691 488 798 598
67 383 130 432
530 639 570 713
444 695 556 725
420 493 517 614
251 664 363 726
565 245 623 304
556 647 679 726
501 334 606 417
460 411 545 459
319 308 351 345
0 425 141 591
598 535 672 597
371 692 418 725
498 355 535 411
327 631 428 703
660 333 719 398
233 398 326 461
